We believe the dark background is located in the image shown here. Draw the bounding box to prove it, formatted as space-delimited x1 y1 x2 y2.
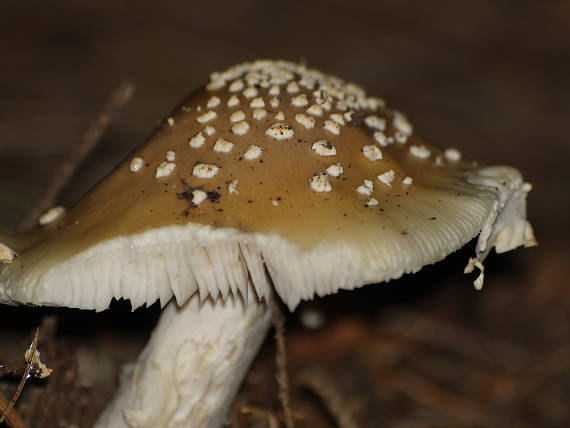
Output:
0 1 569 427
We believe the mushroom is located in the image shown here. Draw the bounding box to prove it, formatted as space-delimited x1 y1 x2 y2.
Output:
0 60 536 427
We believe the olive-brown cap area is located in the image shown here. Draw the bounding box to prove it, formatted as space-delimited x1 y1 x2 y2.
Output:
1 60 510 310
25 62 492 255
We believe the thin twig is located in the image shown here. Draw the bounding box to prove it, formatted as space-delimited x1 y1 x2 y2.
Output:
18 80 135 232
0 392 26 428
381 310 530 372
0 359 47 380
299 370 360 428
236 405 280 428
270 295 294 428
0 361 26 379
0 328 39 425
386 369 521 428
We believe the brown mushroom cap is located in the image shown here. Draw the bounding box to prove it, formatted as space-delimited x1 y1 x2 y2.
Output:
0 60 536 310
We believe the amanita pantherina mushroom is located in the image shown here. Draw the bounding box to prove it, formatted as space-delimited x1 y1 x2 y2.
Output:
0 60 536 427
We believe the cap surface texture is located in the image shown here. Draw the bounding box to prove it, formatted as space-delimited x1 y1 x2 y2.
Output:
0 60 536 310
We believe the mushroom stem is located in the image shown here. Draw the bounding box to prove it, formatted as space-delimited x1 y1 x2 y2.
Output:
95 292 272 428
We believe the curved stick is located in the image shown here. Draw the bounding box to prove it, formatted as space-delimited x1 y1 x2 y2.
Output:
0 327 39 426
18 80 134 232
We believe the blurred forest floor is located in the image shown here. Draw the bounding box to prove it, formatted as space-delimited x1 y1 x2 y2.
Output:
1 1 569 427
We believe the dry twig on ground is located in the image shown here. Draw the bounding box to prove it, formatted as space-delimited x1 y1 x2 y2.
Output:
17 80 135 232
298 369 361 428
0 328 40 427
232 404 281 428
270 296 295 428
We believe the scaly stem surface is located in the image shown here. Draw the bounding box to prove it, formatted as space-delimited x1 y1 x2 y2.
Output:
96 293 271 428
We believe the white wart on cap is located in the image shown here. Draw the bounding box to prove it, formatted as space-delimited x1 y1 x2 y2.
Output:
0 59 536 311
0 243 16 264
